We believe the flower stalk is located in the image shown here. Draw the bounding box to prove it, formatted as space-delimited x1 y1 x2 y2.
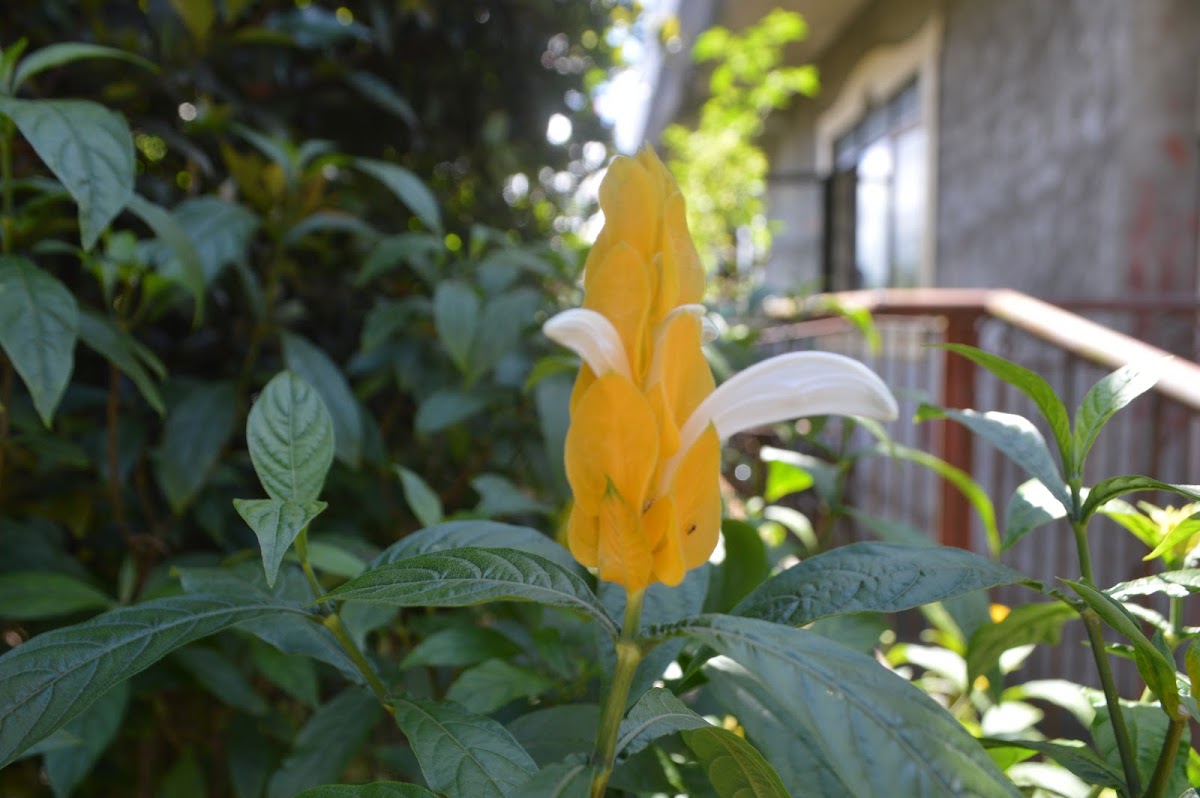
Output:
589 588 646 798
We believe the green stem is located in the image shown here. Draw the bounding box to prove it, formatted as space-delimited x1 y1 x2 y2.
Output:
589 588 646 798
1143 716 1186 798
1075 520 1141 796
1168 596 1182 641
294 529 393 709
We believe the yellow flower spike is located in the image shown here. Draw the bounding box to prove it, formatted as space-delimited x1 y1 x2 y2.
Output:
545 145 900 591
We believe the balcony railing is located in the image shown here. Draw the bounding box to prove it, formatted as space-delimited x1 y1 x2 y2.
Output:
757 288 1200 694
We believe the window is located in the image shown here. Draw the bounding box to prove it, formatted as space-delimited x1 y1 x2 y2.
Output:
831 80 926 289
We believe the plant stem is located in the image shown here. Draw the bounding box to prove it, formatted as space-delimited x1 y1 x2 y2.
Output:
1 125 13 254
1144 716 1186 798
294 529 393 709
589 588 646 798
1074 519 1141 796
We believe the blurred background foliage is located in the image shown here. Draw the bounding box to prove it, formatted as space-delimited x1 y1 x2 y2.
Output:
0 1 636 793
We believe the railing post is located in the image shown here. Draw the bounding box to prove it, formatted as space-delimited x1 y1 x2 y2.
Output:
940 312 977 549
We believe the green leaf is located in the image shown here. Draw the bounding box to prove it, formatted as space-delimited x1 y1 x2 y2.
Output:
471 473 549 518
0 571 112 620
0 593 303 767
1079 475 1200 524
125 193 206 321
354 158 442 233
433 280 479 376
1063 579 1180 716
373 520 578 573
686 615 1021 797
445 659 556 715
354 232 442 285
471 288 542 380
867 440 1000 552
155 380 238 513
322 547 618 639
233 499 327 587
168 0 217 45
0 256 78 427
392 697 537 797
173 645 270 716
708 519 769 612
939 344 1074 473
733 542 1024 626
758 447 838 503
1144 517 1200 563
682 726 789 798
295 785 438 798
401 626 521 669
414 388 487 436
1003 478 1068 551
978 738 1124 789
266 690 382 798
762 458 812 502
966 602 1077 687
932 408 1072 513
344 71 419 127
77 309 165 414
12 43 156 90
148 196 258 283
1092 699 1190 797
246 371 336 502
617 688 709 759
515 760 595 798
158 748 206 798
507 708 598 767
251 639 319 707
43 681 129 798
0 97 134 249
1108 570 1200 600
281 332 363 468
1073 361 1165 472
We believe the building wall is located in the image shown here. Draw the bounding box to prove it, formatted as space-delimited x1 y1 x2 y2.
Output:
936 0 1134 298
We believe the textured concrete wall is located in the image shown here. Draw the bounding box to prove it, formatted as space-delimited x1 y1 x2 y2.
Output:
936 0 1134 297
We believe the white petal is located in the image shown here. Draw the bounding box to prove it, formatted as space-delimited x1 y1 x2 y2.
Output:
543 308 632 380
676 351 899 458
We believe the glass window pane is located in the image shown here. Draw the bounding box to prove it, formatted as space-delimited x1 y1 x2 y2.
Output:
891 125 926 287
855 139 893 288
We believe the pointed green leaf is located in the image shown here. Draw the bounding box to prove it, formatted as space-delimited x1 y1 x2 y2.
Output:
77 309 165 414
295 785 438 798
1074 361 1165 472
414 388 487 436
233 499 327 586
617 688 709 759
733 542 1024 627
0 97 134 249
445 659 555 715
433 280 479 376
932 408 1072 513
373 520 577 573
471 473 549 518
507 708 598 767
1003 478 1068 550
322 547 618 639
354 232 442 286
684 615 1021 797
1092 699 1190 797
392 697 537 797
155 380 238 513
682 726 789 798
12 43 156 90
0 593 303 767
250 639 319 707
966 602 1076 686
168 0 216 45
173 645 270 716
266 690 383 798
281 332 363 467
344 71 420 127
43 681 129 798
1108 570 1200 600
1186 641 1200 705
0 572 113 620
246 371 335 502
0 256 78 427
1080 475 1200 524
354 158 442 233
395 466 443 527
125 193 206 320
515 759 595 798
1143 515 1200 563
401 626 521 670
1064 578 1179 716
978 738 1124 789
940 344 1073 472
158 196 258 282
470 287 541 379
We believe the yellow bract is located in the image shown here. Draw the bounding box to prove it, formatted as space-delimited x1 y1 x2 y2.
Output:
563 147 718 591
